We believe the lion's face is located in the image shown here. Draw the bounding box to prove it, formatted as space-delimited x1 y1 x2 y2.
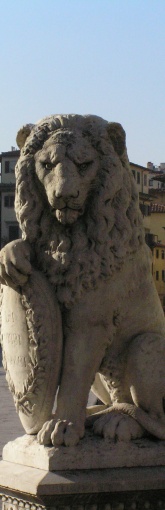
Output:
34 130 100 225
16 114 144 306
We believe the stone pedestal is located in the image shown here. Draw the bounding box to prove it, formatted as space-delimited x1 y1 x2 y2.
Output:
1 461 165 510
1 436 165 509
3 433 165 471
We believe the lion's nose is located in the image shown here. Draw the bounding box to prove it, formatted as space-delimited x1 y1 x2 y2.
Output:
54 162 80 200
55 189 79 200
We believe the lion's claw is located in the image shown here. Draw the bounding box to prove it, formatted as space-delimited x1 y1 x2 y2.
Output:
37 419 82 446
93 412 144 441
37 419 56 445
51 420 80 446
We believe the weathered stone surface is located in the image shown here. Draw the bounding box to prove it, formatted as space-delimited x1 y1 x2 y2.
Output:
1 459 165 495
1 271 62 434
3 433 165 471
2 460 165 510
0 114 165 450
0 348 23 459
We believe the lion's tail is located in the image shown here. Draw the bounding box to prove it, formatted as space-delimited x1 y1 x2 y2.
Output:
86 402 165 439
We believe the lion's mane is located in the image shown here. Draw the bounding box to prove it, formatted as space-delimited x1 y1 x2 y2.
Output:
15 115 144 308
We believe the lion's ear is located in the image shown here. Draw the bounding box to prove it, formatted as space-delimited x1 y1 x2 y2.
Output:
16 124 34 149
107 122 126 156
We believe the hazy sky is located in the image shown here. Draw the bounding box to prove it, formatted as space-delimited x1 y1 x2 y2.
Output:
0 0 165 167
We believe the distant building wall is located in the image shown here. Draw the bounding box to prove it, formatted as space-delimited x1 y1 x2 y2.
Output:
151 243 165 311
150 207 165 244
130 162 149 194
0 150 20 247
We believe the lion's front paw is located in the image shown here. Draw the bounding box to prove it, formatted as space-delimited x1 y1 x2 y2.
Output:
93 412 144 441
0 239 32 288
37 419 84 446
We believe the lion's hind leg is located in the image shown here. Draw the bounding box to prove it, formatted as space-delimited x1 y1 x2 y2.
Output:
91 401 165 441
87 372 144 440
89 331 165 441
87 405 144 441
127 332 165 432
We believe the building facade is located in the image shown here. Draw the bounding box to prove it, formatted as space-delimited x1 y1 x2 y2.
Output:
0 150 20 248
146 234 165 312
130 162 165 312
130 162 152 235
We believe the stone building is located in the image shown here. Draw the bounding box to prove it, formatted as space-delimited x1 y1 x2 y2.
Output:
130 162 152 236
0 149 20 248
130 162 165 311
146 234 165 312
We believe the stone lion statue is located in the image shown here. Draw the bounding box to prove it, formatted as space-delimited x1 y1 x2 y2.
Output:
1 114 165 447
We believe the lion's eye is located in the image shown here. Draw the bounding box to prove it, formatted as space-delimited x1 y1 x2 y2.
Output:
79 161 92 172
44 162 53 170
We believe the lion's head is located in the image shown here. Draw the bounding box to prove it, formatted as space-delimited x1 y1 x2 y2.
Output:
15 114 144 308
34 128 101 226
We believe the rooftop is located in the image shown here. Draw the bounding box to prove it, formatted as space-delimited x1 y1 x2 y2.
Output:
0 150 20 162
130 162 149 171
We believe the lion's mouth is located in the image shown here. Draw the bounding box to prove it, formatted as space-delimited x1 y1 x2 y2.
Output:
52 206 84 225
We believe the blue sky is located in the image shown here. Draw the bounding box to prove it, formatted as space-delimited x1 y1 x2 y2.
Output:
0 0 165 166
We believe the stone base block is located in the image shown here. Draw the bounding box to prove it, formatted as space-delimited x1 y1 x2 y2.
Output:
3 432 165 471
1 460 165 510
2 435 165 510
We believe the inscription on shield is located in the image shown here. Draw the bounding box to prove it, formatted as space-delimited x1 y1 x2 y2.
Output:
1 270 63 434
2 288 31 393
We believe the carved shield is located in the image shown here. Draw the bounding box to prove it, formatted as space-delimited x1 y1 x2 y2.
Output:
1 270 63 434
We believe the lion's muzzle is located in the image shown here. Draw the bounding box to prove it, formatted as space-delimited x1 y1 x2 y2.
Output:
55 207 84 225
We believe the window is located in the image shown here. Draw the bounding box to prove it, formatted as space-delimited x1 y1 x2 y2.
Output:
4 195 15 208
162 250 165 260
156 249 159 259
149 179 153 186
8 225 19 242
156 271 159 281
132 170 136 179
162 270 165 281
4 160 15 173
144 174 147 186
137 172 140 184
9 161 15 173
